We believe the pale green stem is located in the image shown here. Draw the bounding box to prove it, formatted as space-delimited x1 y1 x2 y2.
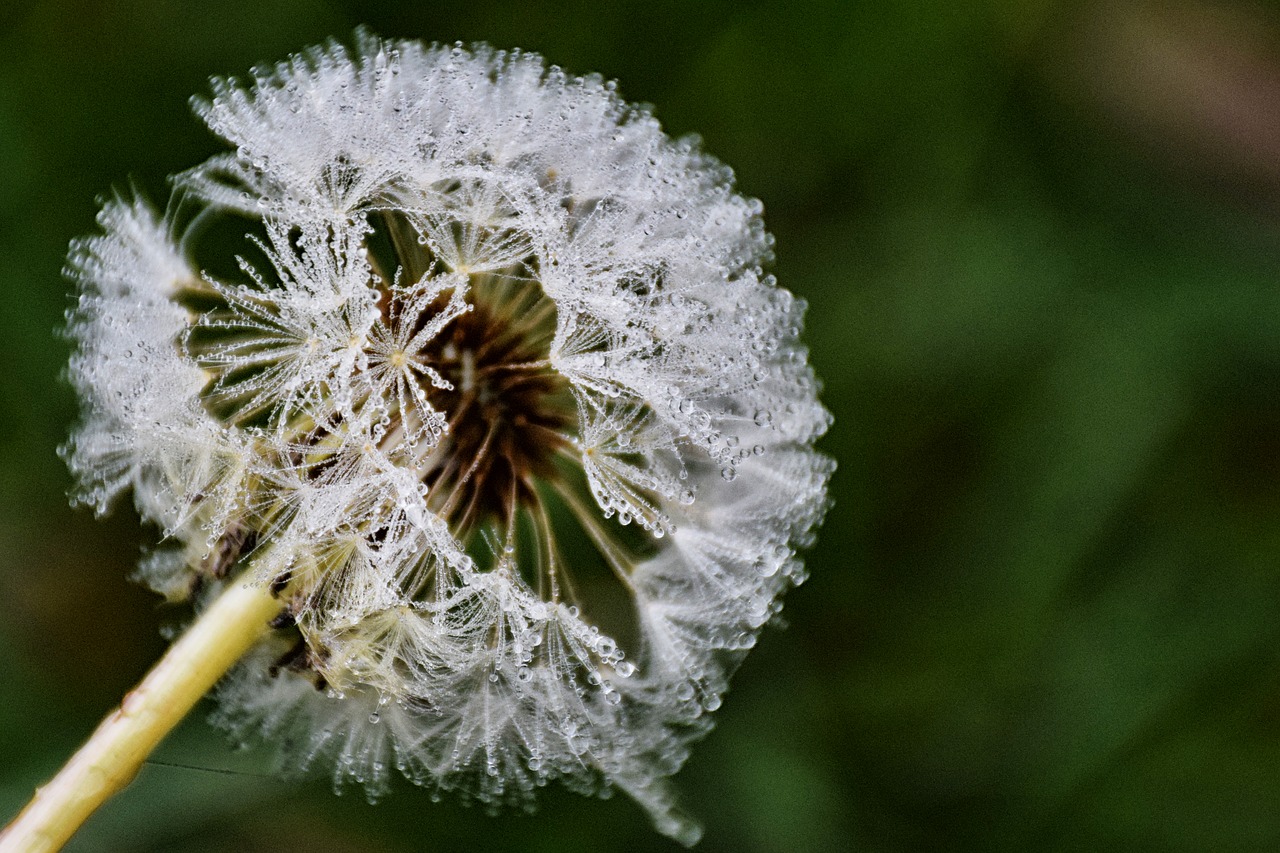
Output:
0 578 282 853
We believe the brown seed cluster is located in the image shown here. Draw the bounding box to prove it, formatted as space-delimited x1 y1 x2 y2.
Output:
411 280 574 539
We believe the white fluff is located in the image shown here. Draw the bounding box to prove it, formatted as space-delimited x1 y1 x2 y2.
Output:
65 32 833 846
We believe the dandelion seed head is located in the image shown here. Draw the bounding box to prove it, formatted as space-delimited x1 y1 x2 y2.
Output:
65 31 833 845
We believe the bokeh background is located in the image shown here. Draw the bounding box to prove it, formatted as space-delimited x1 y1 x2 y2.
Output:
5 1 1280 850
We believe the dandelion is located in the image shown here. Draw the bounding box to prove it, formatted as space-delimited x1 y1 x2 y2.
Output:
1 32 833 850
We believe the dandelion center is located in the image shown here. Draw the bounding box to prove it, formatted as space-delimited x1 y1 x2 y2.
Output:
370 213 576 543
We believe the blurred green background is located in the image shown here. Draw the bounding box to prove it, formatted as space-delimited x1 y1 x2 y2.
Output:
6 0 1280 850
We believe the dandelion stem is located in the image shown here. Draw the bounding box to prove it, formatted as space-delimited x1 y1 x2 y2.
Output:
0 577 282 853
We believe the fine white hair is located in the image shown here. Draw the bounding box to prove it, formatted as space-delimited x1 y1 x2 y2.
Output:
64 32 833 846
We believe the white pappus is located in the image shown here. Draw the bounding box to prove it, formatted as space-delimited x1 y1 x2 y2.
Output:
63 32 834 846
